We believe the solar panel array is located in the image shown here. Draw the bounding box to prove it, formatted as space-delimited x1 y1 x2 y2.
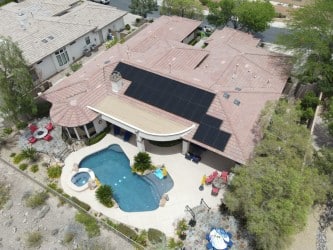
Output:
114 62 231 151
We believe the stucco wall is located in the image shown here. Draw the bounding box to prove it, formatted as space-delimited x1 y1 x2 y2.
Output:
33 55 58 81
100 18 125 42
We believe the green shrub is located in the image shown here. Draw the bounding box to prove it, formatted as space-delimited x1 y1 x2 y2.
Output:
70 196 91 211
70 62 82 72
136 230 148 246
30 164 39 173
47 183 63 194
13 153 25 164
168 237 184 249
19 163 28 171
0 181 10 209
10 152 16 157
125 24 131 30
86 126 110 145
16 121 28 130
3 127 12 134
117 223 138 240
25 191 49 208
105 38 118 49
96 185 114 208
148 228 166 244
25 231 43 248
132 152 153 173
35 101 52 118
75 212 100 238
47 165 62 178
21 147 38 162
176 219 188 238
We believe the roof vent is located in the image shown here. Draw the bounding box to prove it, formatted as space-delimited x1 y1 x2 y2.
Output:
41 39 48 43
110 71 123 93
223 92 230 99
235 87 241 91
48 35 54 40
104 60 110 64
233 99 240 106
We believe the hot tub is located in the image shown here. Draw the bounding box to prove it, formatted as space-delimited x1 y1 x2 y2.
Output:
69 168 95 192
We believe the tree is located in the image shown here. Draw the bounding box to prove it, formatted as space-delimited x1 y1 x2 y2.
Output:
160 0 204 20
132 152 153 173
207 0 236 27
224 100 328 249
129 0 158 17
278 0 333 95
233 0 275 33
0 36 37 122
96 184 114 208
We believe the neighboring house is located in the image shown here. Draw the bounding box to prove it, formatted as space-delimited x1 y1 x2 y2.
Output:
0 0 126 83
42 15 289 165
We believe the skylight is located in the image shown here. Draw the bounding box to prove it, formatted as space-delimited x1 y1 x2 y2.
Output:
233 99 240 106
223 92 230 99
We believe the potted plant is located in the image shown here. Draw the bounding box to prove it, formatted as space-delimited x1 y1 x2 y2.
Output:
176 219 188 240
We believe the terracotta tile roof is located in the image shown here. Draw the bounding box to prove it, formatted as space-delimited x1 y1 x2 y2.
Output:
43 16 288 164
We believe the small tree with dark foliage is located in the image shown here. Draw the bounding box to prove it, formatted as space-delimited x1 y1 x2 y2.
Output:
96 184 114 208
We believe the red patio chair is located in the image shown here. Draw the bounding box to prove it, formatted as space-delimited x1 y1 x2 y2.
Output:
45 122 53 131
43 134 53 141
28 136 37 144
211 187 220 196
221 171 229 184
29 124 38 133
205 171 218 185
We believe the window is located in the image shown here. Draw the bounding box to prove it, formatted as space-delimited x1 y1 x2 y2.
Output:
55 48 69 66
85 36 91 45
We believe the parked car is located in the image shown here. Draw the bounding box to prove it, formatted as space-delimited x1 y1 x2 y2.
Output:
100 0 110 4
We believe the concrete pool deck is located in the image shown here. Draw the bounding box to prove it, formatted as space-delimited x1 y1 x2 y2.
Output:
61 134 233 237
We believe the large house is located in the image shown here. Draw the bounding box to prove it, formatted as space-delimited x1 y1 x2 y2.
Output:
42 15 288 165
0 0 126 82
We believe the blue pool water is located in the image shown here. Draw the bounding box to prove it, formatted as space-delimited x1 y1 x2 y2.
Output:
71 172 90 187
79 144 160 212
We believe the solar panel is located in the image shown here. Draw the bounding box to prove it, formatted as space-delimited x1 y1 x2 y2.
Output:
114 62 231 152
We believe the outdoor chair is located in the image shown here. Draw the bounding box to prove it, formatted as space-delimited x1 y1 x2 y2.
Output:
29 124 38 133
205 171 218 185
28 136 37 144
43 134 53 141
211 187 220 196
45 122 53 131
221 171 229 184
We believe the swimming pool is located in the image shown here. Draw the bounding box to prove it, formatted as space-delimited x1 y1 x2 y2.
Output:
79 144 160 212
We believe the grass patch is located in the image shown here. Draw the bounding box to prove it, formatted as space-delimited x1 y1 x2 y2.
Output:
30 164 39 173
75 212 100 238
0 181 10 209
47 165 62 178
19 163 28 171
25 231 43 248
25 191 49 208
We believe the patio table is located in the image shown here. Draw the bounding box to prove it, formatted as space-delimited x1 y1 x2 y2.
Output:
33 127 48 139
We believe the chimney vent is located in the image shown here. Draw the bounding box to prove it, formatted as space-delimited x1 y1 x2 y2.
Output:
110 71 123 93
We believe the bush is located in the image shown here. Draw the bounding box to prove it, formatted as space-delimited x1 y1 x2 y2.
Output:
85 126 110 145
25 231 43 248
63 232 75 243
70 62 82 72
116 223 138 240
19 163 28 171
136 230 148 246
3 127 12 134
132 152 153 173
21 147 38 162
10 152 16 157
125 24 131 30
47 165 62 178
168 237 184 249
70 196 91 211
25 191 49 208
13 153 25 164
48 183 63 194
16 121 28 130
105 38 118 49
148 228 166 244
75 212 100 238
35 101 52 118
96 185 114 207
176 219 188 239
30 164 39 173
